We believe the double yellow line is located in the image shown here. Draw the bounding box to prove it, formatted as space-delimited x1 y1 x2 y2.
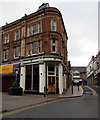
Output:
2 97 77 117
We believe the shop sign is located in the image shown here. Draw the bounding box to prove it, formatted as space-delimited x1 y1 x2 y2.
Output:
0 64 13 74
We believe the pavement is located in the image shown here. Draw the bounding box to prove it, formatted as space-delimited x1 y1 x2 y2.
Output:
0 85 86 113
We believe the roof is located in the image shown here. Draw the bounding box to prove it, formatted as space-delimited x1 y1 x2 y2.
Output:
71 67 86 73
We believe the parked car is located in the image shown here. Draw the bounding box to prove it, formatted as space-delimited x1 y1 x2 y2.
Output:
73 80 79 86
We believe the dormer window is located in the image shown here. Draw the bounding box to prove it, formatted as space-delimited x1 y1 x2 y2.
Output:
5 33 9 44
51 19 56 31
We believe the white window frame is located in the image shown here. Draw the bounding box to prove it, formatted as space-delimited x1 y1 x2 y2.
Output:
32 24 38 35
27 44 31 56
51 39 56 53
32 42 36 55
14 47 19 59
4 49 9 61
5 33 9 44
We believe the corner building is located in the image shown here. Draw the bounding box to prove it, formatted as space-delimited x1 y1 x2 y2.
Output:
1 3 68 94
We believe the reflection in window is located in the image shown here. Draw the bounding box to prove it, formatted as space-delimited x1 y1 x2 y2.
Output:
48 64 55 75
32 42 36 54
33 24 38 34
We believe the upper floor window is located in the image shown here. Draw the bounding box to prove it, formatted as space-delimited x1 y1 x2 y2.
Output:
38 41 40 53
32 42 36 54
5 33 9 44
27 26 32 37
14 46 20 59
51 39 56 52
51 20 56 31
15 29 20 40
27 44 31 55
38 40 42 53
38 22 42 33
28 22 42 37
4 49 9 61
48 64 55 75
32 24 38 34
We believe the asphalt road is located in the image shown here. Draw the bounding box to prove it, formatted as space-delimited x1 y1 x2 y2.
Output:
2 93 98 119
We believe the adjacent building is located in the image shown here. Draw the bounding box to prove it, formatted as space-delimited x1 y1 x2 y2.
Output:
87 51 100 85
0 3 69 94
71 67 87 82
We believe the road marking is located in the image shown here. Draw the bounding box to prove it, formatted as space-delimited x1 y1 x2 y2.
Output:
2 97 77 117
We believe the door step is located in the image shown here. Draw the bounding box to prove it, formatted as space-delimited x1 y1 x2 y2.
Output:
24 90 39 94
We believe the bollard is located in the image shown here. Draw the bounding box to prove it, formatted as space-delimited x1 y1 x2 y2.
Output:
72 84 73 94
44 87 46 97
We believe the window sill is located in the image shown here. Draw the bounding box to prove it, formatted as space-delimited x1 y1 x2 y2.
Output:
14 57 20 60
3 59 8 62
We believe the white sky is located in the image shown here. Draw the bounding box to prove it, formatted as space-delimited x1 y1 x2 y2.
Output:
0 0 99 67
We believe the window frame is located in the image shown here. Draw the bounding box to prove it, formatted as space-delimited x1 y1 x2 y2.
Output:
51 19 56 31
51 39 57 53
14 46 20 59
38 22 42 33
5 33 9 44
32 42 36 55
27 25 32 37
4 49 9 61
27 44 31 56
32 24 38 35
15 29 20 40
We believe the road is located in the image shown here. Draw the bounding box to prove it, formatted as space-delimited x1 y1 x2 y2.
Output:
2 92 98 119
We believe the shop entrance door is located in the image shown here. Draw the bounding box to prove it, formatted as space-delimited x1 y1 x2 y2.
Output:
33 64 39 92
25 64 39 93
48 76 56 93
25 65 32 90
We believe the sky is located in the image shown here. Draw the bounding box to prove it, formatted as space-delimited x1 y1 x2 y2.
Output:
0 0 99 67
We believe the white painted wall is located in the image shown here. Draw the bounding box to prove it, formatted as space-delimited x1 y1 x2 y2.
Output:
20 66 25 91
59 64 63 94
39 63 45 93
63 76 66 90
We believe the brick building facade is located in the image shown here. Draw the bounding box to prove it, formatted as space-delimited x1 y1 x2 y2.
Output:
0 3 69 94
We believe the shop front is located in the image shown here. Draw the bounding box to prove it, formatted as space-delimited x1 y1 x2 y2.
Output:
20 57 65 94
0 63 20 92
